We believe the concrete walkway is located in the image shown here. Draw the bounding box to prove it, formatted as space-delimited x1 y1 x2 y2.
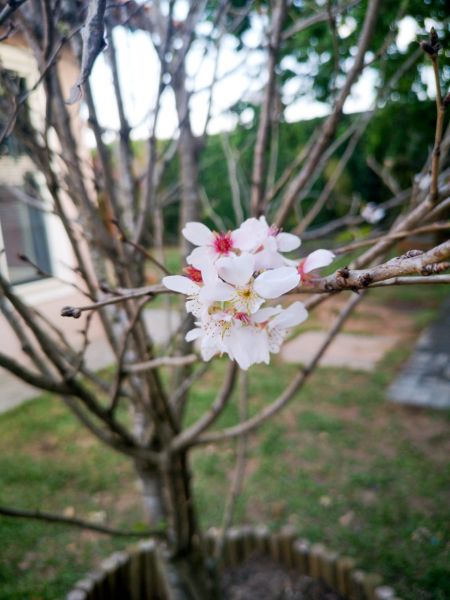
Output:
388 297 450 409
0 309 181 414
281 331 399 372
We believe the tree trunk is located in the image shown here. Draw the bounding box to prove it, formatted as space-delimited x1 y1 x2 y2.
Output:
135 450 220 599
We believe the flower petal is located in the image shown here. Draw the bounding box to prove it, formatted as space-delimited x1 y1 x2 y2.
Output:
225 325 270 370
199 280 234 303
252 304 283 323
186 246 215 269
253 245 284 271
232 218 268 252
216 253 256 287
303 249 335 274
182 222 214 246
162 275 199 295
185 328 202 342
200 334 222 362
252 306 283 324
276 232 301 252
270 301 308 329
253 267 300 299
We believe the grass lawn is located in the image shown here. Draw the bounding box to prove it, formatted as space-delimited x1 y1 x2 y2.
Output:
0 285 449 599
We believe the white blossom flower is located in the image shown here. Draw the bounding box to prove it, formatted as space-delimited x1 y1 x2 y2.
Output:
361 203 385 224
162 217 332 370
183 222 243 269
253 302 308 353
233 216 301 270
253 248 334 295
186 310 235 361
297 249 335 282
216 253 265 314
162 264 233 317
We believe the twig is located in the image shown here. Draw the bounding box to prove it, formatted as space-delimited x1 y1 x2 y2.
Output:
60 284 168 318
283 0 360 40
124 354 198 374
274 0 381 226
111 220 170 275
366 156 401 196
171 362 210 410
0 506 164 538
170 362 238 451
17 253 92 299
366 274 450 287
0 27 80 145
218 370 249 554
250 0 286 217
334 221 450 254
107 296 149 415
221 133 244 225
67 0 107 104
0 21 16 41
427 31 446 205
0 0 29 27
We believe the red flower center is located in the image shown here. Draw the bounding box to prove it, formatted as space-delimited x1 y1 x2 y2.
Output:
184 266 203 283
213 232 234 255
297 260 313 283
235 312 251 324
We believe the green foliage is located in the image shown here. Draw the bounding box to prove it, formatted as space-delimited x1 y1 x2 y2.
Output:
155 96 441 241
282 1 449 105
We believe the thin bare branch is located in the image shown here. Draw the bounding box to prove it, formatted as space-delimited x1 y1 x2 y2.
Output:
170 362 238 452
283 0 361 40
0 505 164 538
124 354 198 374
0 0 29 27
251 0 286 217
60 284 168 318
67 0 107 104
221 371 248 531
274 0 381 226
334 221 450 255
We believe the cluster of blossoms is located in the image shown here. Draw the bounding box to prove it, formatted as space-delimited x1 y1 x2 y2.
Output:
163 218 334 370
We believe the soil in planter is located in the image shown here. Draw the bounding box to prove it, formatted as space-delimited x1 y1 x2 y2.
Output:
222 556 344 600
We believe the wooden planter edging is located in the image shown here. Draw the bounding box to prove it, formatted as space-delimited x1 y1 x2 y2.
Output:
67 526 401 600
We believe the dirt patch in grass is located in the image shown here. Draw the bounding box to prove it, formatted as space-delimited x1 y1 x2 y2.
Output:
222 556 344 600
397 410 450 464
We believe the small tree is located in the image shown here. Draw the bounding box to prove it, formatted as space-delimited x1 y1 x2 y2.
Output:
0 1 448 597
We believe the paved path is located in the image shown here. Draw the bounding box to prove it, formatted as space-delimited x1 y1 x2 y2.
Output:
388 297 450 409
0 309 181 414
281 331 399 372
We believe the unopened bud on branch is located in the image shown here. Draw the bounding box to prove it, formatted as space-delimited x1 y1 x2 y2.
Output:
420 27 441 56
61 306 82 319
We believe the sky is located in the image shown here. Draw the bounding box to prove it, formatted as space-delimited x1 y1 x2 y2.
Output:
87 11 439 145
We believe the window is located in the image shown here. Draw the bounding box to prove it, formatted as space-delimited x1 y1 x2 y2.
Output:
0 69 52 285
0 185 52 285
